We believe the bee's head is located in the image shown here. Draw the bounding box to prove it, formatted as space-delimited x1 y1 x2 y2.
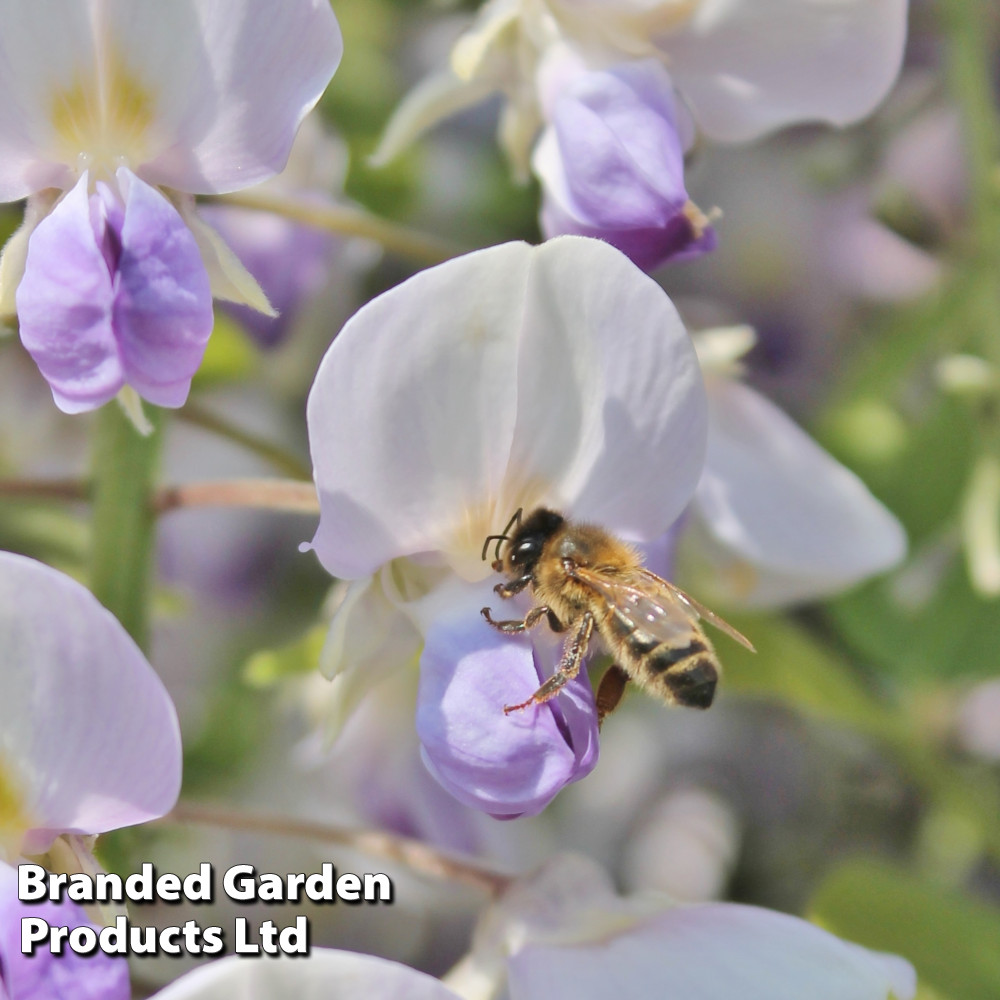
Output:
482 508 565 576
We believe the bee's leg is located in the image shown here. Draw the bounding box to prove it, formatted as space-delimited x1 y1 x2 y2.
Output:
494 574 532 599
481 604 552 634
595 665 629 729
504 612 594 714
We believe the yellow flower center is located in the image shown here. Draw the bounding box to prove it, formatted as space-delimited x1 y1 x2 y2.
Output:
0 752 32 862
51 47 156 182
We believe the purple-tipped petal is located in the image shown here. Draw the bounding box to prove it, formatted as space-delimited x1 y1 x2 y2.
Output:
0 552 181 856
0 861 131 1000
16 173 123 413
540 195 717 271
16 169 213 411
417 606 599 818
534 61 715 270
112 168 213 407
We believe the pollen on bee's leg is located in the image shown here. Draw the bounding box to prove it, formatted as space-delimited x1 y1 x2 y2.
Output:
595 664 629 728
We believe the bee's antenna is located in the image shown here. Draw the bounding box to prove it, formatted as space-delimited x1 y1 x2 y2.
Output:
481 508 523 562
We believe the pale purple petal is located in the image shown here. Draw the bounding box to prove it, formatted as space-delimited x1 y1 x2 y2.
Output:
15 173 123 413
691 376 906 606
534 61 715 270
154 949 462 1000
540 196 716 272
417 602 599 819
665 0 908 143
0 552 181 855
508 902 915 1000
0 862 130 1000
112 168 213 407
127 0 343 193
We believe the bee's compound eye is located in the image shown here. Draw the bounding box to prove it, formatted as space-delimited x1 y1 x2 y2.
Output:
510 538 540 567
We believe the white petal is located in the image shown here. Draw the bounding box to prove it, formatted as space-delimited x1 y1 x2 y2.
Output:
116 0 343 193
0 0 89 200
665 0 908 142
307 241 532 579
155 949 462 1000
689 376 906 606
0 552 181 857
508 903 915 1000
502 236 706 540
307 237 706 580
319 573 423 743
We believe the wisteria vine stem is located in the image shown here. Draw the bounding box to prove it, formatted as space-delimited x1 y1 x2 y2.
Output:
166 801 513 897
209 190 464 266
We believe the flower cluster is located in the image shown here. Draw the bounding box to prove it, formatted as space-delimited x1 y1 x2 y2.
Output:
376 0 909 270
306 237 904 818
0 0 940 997
1 854 915 1000
0 0 342 413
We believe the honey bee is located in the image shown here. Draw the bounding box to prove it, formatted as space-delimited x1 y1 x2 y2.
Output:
481 508 755 725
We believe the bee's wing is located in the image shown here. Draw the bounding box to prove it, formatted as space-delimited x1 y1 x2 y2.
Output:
644 571 756 651
570 565 756 652
568 565 708 646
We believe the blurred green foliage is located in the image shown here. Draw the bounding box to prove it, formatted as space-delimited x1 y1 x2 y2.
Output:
811 858 1000 1000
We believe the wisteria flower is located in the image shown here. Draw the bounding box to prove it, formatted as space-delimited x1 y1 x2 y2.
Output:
1 884 457 1000
533 59 716 269
0 0 342 413
0 860 130 1000
674 327 907 606
375 0 907 265
445 853 917 1000
0 550 181 864
306 236 708 817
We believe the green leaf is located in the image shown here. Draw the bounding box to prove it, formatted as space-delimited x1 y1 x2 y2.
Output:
721 615 1000 864
192 311 256 387
243 625 326 688
810 858 1000 1000
720 613 886 736
820 393 1000 683
181 680 268 795
828 561 1000 683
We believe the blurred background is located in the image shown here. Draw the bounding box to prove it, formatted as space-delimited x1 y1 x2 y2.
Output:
2 2 999 998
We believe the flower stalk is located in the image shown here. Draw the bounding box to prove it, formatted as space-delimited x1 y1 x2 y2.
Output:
166 801 513 896
211 189 464 267
90 403 162 649
153 478 319 515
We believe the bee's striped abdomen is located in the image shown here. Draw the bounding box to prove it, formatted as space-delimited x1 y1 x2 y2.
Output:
649 639 717 709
